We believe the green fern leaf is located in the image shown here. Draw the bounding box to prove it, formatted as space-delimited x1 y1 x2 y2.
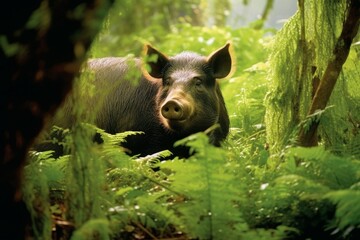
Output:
325 190 360 233
161 132 245 240
70 218 110 240
286 146 360 189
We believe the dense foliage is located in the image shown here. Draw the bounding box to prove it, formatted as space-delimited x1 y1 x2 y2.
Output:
25 0 360 239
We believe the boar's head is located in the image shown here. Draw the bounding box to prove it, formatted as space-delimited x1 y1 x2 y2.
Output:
143 43 234 146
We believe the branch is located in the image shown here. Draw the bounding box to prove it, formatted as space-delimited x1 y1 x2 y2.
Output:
260 0 274 23
298 0 360 147
254 0 274 29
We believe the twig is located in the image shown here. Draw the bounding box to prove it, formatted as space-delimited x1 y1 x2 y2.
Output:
133 221 159 240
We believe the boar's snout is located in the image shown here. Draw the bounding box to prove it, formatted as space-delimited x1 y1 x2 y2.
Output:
161 100 190 121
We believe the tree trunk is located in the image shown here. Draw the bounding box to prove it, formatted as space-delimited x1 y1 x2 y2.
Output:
0 0 113 238
298 0 360 147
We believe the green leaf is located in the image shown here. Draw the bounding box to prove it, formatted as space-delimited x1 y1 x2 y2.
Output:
325 190 360 232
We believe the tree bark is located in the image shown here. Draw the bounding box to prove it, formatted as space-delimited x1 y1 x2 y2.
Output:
0 0 113 238
298 0 360 147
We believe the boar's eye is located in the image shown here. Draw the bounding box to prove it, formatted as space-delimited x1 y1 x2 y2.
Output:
194 77 202 86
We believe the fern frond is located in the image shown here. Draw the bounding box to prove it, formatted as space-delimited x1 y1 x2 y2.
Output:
70 218 110 240
41 155 69 189
285 146 360 189
257 174 329 216
135 193 185 238
347 133 360 158
162 132 246 240
135 150 173 168
299 106 334 133
26 151 69 189
325 190 360 235
84 123 145 168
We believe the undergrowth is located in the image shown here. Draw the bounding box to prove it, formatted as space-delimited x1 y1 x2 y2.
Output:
26 122 360 239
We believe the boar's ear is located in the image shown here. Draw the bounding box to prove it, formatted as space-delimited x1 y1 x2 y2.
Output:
207 43 234 79
143 44 169 79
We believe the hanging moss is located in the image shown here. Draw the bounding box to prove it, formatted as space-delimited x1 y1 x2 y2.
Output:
265 0 360 163
264 10 308 157
23 152 53 239
64 73 109 228
65 125 107 228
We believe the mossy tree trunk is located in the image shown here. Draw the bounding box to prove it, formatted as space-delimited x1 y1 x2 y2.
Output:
0 0 113 238
298 0 360 146
265 0 360 165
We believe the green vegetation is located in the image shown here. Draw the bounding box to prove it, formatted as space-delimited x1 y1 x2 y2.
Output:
25 0 360 239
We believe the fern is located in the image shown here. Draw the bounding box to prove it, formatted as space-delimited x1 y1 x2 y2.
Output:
347 132 360 159
91 124 144 168
27 149 69 186
160 132 248 239
134 149 173 168
100 133 181 239
70 218 110 240
325 190 360 237
299 106 334 134
285 146 360 189
240 145 359 238
253 174 331 226
249 146 360 238
134 192 186 238
40 155 69 190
